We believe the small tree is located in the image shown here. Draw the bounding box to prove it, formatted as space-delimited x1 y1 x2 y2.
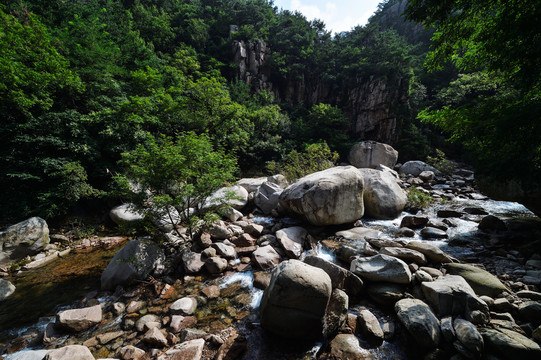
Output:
114 132 237 240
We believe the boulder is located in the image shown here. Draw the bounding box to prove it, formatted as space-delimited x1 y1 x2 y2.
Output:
357 168 407 219
420 227 448 239
304 255 364 297
260 260 332 339
444 263 509 297
181 250 205 274
406 241 454 264
278 166 364 226
205 257 228 274
143 327 168 347
379 247 427 265
480 327 541 359
205 185 248 210
56 305 102 332
0 279 16 301
252 245 281 270
9 350 49 360
350 254 412 284
161 338 205 360
109 203 145 225
336 227 381 241
43 345 94 360
101 238 165 290
518 301 541 325
400 215 429 229
454 318 484 358
399 161 439 177
325 289 349 337
0 217 49 264
254 181 283 215
366 282 406 305
395 298 441 349
348 141 398 169
236 177 268 193
329 334 370 359
211 242 236 259
276 226 307 259
170 297 198 315
478 215 507 232
358 309 384 345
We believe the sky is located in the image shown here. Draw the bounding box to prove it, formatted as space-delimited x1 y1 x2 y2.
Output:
272 0 383 34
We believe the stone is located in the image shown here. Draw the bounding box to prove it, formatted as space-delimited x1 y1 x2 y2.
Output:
454 318 484 357
260 259 332 339
420 266 444 278
135 314 159 332
278 166 365 226
205 185 248 210
209 221 231 240
231 233 256 247
276 226 307 259
9 350 49 360
437 209 464 218
399 161 439 177
421 275 489 317
236 177 267 193
201 285 220 299
43 345 94 360
444 263 509 297
335 245 363 265
97 330 124 345
406 241 454 263
0 217 49 264
415 269 433 282
336 227 381 241
216 330 247 360
117 345 146 360
144 327 168 347
101 238 165 290
56 304 102 332
348 140 398 169
518 301 541 325
304 255 363 298
400 215 429 228
126 300 146 314
244 223 264 237
254 181 283 215
161 338 205 360
205 257 228 274
419 170 435 181
420 227 449 239
379 247 427 265
357 168 407 219
517 290 541 301
358 309 384 345
366 282 406 305
201 247 216 259
0 279 16 300
179 251 205 275
211 243 236 259
395 298 441 349
395 227 415 237
109 203 145 225
350 254 412 284
252 245 281 270
441 316 455 343
427 219 449 231
479 215 507 232
325 289 349 338
169 315 197 333
329 334 371 359
480 327 541 359
180 328 207 342
170 297 197 315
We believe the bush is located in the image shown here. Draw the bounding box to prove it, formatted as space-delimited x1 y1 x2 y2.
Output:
406 187 433 209
426 149 456 174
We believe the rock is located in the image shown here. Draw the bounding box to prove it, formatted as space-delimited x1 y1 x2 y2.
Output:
252 245 280 270
420 227 448 239
325 289 349 338
366 282 406 305
56 304 102 332
232 233 256 248
236 177 267 193
480 327 541 359
437 209 464 218
427 219 449 231
216 330 247 360
479 215 507 232
395 298 441 349
329 334 370 359
205 185 248 210
441 316 456 343
358 309 384 345
518 301 541 325
350 254 412 284
357 168 407 219
419 170 435 181
464 207 488 215
117 345 146 360
181 250 205 274
517 290 541 301
421 275 489 317
304 255 363 297
395 227 415 237
399 161 439 177
205 257 228 274
276 226 307 259
170 315 197 333
278 166 364 226
43 345 94 360
101 238 165 290
97 330 124 345
335 245 363 265
260 259 332 339
209 221 231 240
444 263 509 297
170 297 198 315
400 215 429 228
454 318 484 357
135 314 159 332
9 350 50 360
244 223 264 237
201 247 217 259
254 181 283 215
144 327 168 347
379 247 427 265
0 279 16 301
406 241 454 264
348 140 398 169
0 217 49 264
211 242 236 259
162 338 205 360
126 300 145 314
415 269 433 282
180 328 207 342
336 227 381 241
109 203 145 225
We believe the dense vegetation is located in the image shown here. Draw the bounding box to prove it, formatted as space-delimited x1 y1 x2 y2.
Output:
0 0 538 222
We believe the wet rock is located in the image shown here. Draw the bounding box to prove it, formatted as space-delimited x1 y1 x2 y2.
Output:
304 255 363 297
350 254 412 284
336 227 381 241
395 298 441 349
406 241 454 263
117 345 146 360
260 259 332 339
205 256 228 274
201 285 220 299
379 247 427 265
427 219 448 231
253 271 272 290
480 327 541 359
278 166 365 226
43 323 62 345
420 266 444 278
181 251 205 274
276 226 307 259
464 207 488 215
329 334 371 359
368 238 403 249
0 279 15 300
358 309 384 345
325 289 349 338
254 181 283 215
160 338 205 360
420 227 449 239
170 297 197 315
454 318 484 358
400 215 429 229
0 216 49 264
444 263 509 297
366 282 405 305
211 243 236 259
251 245 280 270
144 327 168 347
44 345 94 360
399 161 439 177
437 209 464 218
348 140 398 169
335 245 363 265
101 238 165 290
358 168 407 219
56 304 102 332
395 227 415 237
478 215 507 232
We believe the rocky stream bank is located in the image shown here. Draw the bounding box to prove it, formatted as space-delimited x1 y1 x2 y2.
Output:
1 141 541 360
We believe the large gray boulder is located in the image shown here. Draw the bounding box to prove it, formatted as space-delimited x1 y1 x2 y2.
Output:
0 217 49 264
480 327 541 359
444 263 509 297
278 166 364 226
204 185 249 210
395 298 441 349
304 255 364 297
350 254 412 284
406 241 455 264
260 260 332 339
358 168 407 219
101 238 165 290
348 141 398 169
56 304 102 332
399 161 439 177
254 181 283 215
454 318 484 358
276 226 307 259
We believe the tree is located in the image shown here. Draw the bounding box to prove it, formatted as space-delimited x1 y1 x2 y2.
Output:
114 132 237 239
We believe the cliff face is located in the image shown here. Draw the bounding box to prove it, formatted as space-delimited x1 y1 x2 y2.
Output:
231 40 409 144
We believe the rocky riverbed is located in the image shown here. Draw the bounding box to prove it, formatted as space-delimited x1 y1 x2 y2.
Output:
1 155 541 359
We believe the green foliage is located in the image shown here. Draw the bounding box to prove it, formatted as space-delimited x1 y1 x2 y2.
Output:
114 132 237 239
406 187 433 209
266 142 339 182
426 149 456 174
